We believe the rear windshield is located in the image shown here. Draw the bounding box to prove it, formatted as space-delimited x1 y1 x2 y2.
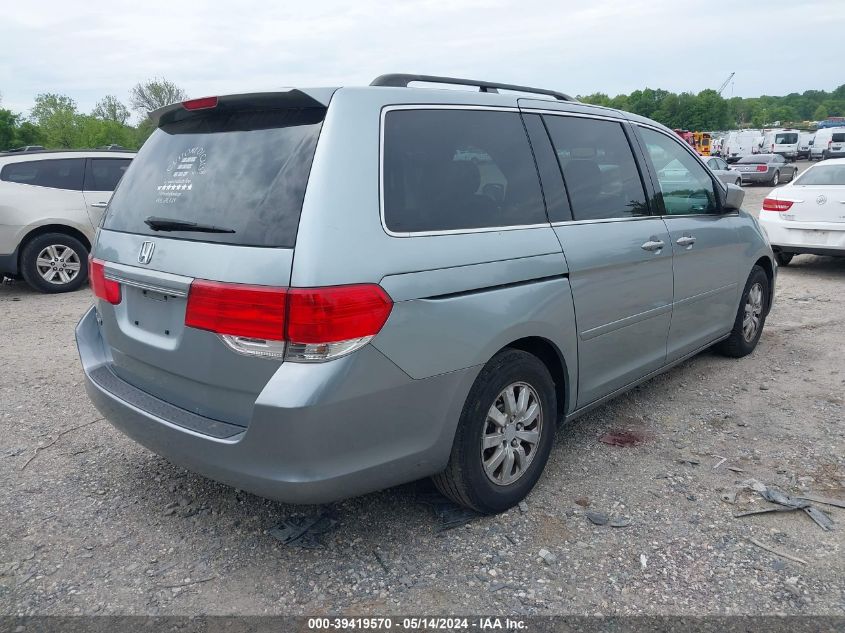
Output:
774 133 798 144
832 133 845 143
795 165 845 186
737 155 769 164
104 108 324 248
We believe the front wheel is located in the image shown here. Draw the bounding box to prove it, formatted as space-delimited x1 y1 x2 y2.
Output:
20 232 89 293
775 251 793 266
715 265 770 358
432 349 556 514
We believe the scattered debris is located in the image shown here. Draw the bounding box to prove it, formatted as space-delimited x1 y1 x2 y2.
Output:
747 538 807 566
20 417 104 470
759 384 770 391
721 491 738 505
726 466 745 473
586 511 609 526
538 548 556 565
418 492 480 531
796 494 845 509
609 517 631 528
713 456 727 470
373 549 390 573
518 501 529 514
677 457 701 466
269 513 336 548
733 484 835 531
640 554 648 569
574 496 590 507
489 581 510 592
599 431 643 447
160 575 217 589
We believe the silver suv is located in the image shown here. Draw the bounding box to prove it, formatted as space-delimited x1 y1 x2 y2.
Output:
76 75 775 513
0 148 135 292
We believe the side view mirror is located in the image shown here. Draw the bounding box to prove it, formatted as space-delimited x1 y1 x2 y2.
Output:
724 183 744 211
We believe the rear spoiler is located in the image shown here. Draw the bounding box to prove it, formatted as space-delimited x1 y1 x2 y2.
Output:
149 88 337 128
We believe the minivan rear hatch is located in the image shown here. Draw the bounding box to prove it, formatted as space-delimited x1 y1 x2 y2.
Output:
94 89 332 427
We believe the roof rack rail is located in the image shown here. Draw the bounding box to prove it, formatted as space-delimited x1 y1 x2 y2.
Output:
370 74 575 102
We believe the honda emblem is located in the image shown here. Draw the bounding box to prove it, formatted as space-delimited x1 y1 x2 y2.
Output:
138 241 155 264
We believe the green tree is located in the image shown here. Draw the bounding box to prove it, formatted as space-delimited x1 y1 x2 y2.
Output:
30 93 78 148
92 95 130 125
129 78 187 117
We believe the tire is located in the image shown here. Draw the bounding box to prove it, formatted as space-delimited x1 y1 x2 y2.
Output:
20 232 89 294
715 265 770 358
735 178 742 187
822 151 829 161
432 349 556 514
775 251 793 266
770 170 780 186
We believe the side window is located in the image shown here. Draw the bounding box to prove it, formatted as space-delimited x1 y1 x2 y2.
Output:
543 116 648 221
639 127 718 215
85 158 131 191
0 159 84 191
383 109 546 233
717 158 729 170
706 158 718 169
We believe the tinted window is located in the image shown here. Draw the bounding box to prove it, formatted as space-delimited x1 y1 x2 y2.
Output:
832 133 845 143
543 116 647 221
85 158 132 191
0 158 84 190
775 132 798 144
383 109 546 233
794 165 845 186
104 108 324 248
639 127 718 215
737 155 770 164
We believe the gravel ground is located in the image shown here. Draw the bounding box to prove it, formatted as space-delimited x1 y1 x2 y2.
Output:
2 161 844 616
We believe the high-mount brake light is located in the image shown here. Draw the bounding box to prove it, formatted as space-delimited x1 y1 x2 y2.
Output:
184 281 393 361
89 258 121 304
762 198 794 212
182 96 219 111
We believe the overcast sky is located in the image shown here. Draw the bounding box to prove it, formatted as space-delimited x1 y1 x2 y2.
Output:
1 0 842 118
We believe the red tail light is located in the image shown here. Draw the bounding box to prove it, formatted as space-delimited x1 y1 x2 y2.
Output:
89 258 121 304
184 281 393 361
182 96 218 111
762 198 794 212
185 280 286 340
287 285 393 344
756 165 768 172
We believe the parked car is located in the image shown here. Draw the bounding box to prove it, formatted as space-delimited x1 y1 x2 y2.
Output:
798 132 814 160
704 156 742 186
761 129 799 160
723 130 763 163
732 154 798 186
76 75 775 514
0 149 135 292
809 127 845 161
759 158 845 265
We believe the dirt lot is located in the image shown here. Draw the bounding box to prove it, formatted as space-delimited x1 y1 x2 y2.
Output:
2 161 844 616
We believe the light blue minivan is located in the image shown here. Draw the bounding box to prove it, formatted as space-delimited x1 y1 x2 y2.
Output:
77 74 775 513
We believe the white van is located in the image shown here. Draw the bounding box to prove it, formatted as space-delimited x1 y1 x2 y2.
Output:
809 127 845 160
723 130 763 163
798 132 814 159
762 129 799 160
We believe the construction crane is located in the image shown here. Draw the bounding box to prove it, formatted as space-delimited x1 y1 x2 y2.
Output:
717 72 735 96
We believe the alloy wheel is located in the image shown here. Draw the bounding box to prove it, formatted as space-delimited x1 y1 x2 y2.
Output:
36 244 81 285
742 282 764 342
481 382 543 486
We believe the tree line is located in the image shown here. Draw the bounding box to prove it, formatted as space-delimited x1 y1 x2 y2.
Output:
0 78 186 151
579 84 845 131
3 80 845 151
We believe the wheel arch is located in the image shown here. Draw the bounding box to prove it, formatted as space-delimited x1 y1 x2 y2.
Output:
754 255 775 316
18 224 92 268
502 336 570 422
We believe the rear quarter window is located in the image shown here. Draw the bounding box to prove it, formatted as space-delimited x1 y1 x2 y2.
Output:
0 158 85 190
85 158 132 191
832 133 845 143
382 109 546 233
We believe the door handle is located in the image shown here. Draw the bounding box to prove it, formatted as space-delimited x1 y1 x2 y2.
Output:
676 236 697 247
641 239 665 252
90 202 109 208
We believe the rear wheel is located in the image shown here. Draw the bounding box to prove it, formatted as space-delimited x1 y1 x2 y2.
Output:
20 233 88 294
432 349 556 514
775 251 794 266
715 265 769 358
770 170 780 186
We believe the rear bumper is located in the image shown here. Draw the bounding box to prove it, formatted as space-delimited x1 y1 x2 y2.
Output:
76 306 479 504
738 171 772 184
760 212 845 254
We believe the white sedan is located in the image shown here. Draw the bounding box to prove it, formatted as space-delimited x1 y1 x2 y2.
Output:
759 158 845 265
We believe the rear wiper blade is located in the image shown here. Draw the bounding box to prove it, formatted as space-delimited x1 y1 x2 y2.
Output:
144 216 236 234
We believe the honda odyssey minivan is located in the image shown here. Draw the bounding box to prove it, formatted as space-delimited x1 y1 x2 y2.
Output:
77 74 776 513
